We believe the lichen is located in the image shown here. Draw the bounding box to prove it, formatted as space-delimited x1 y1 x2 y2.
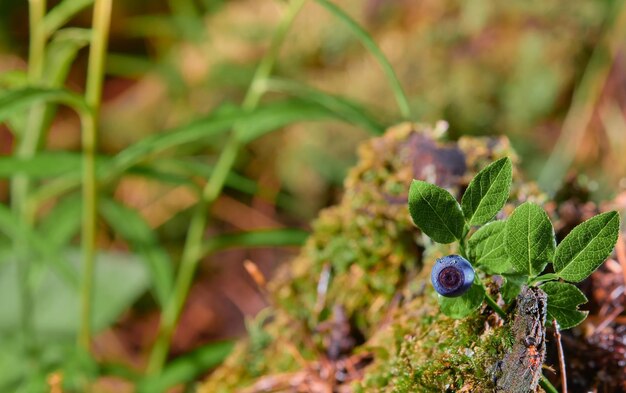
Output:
200 123 537 392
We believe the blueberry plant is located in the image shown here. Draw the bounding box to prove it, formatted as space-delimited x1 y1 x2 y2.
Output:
409 157 621 329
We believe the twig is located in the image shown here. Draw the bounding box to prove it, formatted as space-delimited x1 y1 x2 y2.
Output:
552 319 567 393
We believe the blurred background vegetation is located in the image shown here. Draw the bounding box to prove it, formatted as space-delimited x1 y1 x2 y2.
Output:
0 0 625 391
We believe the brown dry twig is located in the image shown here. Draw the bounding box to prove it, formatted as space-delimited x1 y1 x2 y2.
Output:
552 319 567 393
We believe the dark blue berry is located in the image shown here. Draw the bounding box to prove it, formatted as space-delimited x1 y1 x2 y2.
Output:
431 255 475 297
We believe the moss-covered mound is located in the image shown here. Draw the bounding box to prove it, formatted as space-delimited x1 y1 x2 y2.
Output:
200 123 544 392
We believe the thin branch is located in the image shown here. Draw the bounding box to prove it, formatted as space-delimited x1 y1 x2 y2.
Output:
552 319 567 393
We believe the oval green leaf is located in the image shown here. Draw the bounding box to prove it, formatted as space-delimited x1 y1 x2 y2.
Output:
541 281 588 329
468 220 512 274
554 211 620 283
505 202 555 276
461 157 512 226
438 281 485 319
408 180 464 244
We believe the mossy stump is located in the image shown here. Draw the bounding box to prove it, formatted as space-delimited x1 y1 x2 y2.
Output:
200 123 547 392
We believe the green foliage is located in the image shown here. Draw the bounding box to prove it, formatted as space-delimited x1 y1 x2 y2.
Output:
0 251 150 336
554 211 620 282
99 198 174 307
468 221 510 274
409 157 620 329
505 202 555 276
0 87 88 124
541 282 588 329
137 341 235 393
461 157 512 226
1 0 412 388
408 180 465 243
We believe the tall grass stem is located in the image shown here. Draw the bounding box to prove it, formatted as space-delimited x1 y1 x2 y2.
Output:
11 0 48 356
79 0 112 350
314 0 411 120
146 0 308 374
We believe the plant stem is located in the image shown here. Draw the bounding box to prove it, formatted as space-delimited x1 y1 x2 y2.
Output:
79 0 112 350
483 289 506 319
540 375 559 393
552 319 568 393
11 0 47 356
146 0 308 374
528 273 559 285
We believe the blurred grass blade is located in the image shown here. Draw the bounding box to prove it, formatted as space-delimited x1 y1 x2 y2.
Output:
0 70 28 88
314 0 411 120
43 0 95 37
46 28 92 86
0 88 89 123
0 152 83 179
202 228 309 256
233 99 337 142
136 341 234 393
32 99 354 204
133 159 301 213
106 53 155 78
39 195 82 248
0 204 78 288
262 78 386 135
0 152 112 180
538 0 626 194
99 198 173 306
29 28 92 151
111 99 338 177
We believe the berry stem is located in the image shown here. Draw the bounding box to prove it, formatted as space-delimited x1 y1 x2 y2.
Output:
481 283 506 319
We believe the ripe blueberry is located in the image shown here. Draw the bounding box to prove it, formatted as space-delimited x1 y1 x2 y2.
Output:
431 255 475 297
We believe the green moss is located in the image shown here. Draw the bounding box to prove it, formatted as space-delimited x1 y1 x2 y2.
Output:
200 123 533 392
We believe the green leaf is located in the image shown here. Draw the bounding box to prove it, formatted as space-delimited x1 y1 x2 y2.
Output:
99 199 173 307
461 157 512 226
136 341 234 393
111 99 360 178
438 281 485 319
0 87 88 123
0 152 83 179
45 28 91 87
31 98 370 204
505 202 555 276
43 0 94 37
39 195 82 248
314 0 410 119
0 250 149 337
554 211 620 283
202 229 309 256
501 274 527 304
262 78 385 135
468 220 511 274
0 204 78 288
408 180 464 244
541 282 588 329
